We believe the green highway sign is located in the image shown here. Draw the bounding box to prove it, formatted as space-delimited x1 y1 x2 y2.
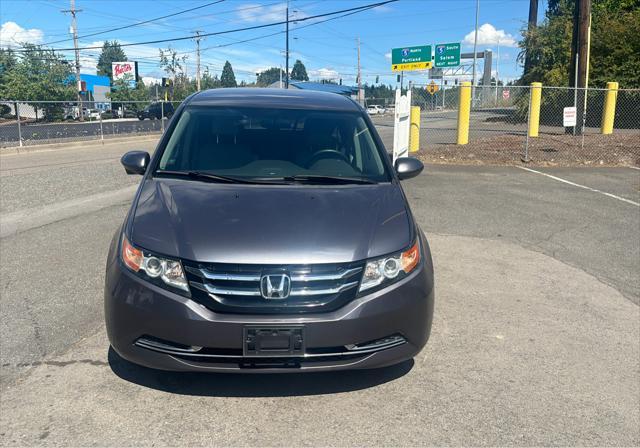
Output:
391 45 433 71
434 42 461 68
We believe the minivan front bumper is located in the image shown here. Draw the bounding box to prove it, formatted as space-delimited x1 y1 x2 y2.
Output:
105 248 434 373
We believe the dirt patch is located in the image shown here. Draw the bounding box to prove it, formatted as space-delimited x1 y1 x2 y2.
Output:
416 132 640 167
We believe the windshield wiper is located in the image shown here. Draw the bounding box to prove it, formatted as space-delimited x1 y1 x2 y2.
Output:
282 175 377 185
155 170 278 184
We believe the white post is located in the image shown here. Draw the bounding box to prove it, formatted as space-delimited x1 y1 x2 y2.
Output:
392 88 411 162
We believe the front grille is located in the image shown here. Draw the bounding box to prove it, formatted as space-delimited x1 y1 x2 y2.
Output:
183 261 364 314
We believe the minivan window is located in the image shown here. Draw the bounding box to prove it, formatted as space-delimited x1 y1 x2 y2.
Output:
157 106 389 182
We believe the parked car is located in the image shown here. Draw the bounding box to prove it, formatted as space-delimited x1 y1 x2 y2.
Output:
106 88 434 373
86 109 101 120
63 106 100 120
366 104 386 115
137 102 174 120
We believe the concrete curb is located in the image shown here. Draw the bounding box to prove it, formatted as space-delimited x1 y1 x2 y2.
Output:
0 135 160 156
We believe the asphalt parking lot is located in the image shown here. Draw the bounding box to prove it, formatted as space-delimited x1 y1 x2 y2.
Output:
0 136 638 446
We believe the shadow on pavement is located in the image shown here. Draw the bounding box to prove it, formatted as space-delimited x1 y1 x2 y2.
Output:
107 347 414 397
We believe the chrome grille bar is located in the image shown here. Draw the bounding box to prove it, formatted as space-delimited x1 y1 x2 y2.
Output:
185 267 260 282
191 281 262 296
290 267 362 282
290 281 359 296
189 280 359 297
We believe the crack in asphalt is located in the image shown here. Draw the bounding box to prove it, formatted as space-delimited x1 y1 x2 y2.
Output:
2 359 109 368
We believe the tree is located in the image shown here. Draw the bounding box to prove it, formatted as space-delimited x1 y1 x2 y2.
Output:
256 67 285 87
159 47 194 100
0 44 75 120
290 59 309 81
220 61 237 87
0 48 17 87
515 0 640 127
200 67 222 90
518 0 640 88
108 76 148 111
97 41 127 80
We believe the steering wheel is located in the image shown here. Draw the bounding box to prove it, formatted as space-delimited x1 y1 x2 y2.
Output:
307 149 350 166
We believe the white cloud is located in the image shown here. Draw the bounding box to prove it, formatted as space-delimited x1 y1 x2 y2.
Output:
237 3 307 23
237 3 286 23
310 68 339 81
142 76 161 85
463 23 517 47
0 21 44 48
79 56 97 74
384 52 391 60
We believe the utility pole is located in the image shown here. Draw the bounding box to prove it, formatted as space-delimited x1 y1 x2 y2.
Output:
471 0 480 103
357 37 362 104
568 0 591 134
523 0 538 75
194 31 202 91
62 0 83 121
285 0 290 88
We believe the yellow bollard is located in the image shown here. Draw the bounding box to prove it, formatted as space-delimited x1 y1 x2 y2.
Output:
457 81 471 145
528 82 542 138
601 81 618 134
410 106 420 152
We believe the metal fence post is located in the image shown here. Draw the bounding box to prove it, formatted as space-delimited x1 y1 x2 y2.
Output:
15 102 23 147
523 86 532 163
161 101 165 133
99 110 104 142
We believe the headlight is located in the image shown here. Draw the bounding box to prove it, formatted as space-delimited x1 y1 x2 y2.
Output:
121 236 189 292
359 240 421 293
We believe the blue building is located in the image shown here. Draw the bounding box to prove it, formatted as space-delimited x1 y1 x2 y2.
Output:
76 74 111 110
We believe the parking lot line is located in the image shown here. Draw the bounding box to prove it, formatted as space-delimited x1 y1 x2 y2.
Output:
516 166 640 207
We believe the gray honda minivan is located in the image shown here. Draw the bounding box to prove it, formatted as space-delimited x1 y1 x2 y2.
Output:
105 88 434 372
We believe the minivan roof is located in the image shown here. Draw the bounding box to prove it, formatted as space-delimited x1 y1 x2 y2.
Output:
188 88 362 112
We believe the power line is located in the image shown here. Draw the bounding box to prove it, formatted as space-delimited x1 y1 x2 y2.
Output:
39 0 226 47
13 0 398 53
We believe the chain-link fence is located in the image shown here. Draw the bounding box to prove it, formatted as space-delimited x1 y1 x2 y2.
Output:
2 88 639 166
409 84 639 166
0 100 181 148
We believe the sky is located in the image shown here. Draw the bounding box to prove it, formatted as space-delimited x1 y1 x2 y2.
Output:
0 0 539 87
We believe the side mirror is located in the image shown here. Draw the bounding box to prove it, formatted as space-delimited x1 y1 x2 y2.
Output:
121 151 150 175
394 157 424 180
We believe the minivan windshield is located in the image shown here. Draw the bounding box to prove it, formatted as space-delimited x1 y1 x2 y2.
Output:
156 106 389 183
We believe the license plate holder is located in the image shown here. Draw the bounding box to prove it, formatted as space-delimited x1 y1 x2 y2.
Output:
243 326 305 357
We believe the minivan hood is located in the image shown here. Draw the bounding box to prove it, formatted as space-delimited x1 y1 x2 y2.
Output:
130 178 413 264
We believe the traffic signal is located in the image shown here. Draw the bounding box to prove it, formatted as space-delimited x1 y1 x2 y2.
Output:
375 75 379 84
397 74 400 82
339 78 342 85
